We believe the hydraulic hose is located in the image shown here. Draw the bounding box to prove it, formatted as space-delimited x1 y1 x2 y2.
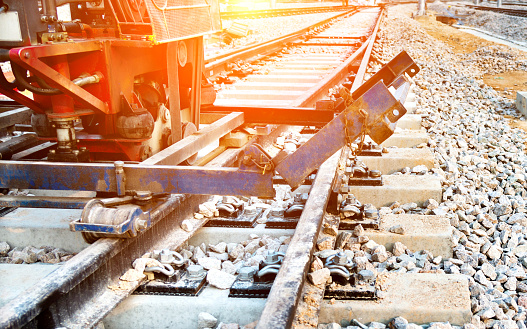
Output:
11 62 63 95
10 62 102 96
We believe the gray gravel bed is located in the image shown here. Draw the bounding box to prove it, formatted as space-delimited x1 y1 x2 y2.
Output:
431 2 527 43
320 4 527 329
206 12 342 57
365 5 527 329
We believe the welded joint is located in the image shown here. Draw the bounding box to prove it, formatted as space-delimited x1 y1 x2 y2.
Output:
114 161 126 196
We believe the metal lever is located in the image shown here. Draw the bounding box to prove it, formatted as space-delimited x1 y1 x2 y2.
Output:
273 80 407 189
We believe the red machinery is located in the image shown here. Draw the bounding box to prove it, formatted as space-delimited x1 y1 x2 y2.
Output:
0 0 221 162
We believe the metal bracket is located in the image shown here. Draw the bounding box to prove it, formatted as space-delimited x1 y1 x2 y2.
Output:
351 50 419 101
135 265 207 297
357 142 382 157
322 252 378 300
342 156 382 187
273 80 407 189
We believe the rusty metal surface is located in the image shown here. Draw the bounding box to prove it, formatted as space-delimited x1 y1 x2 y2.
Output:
276 81 407 188
292 283 325 328
292 212 341 328
292 184 345 328
256 151 341 329
351 50 420 100
201 106 334 126
0 160 275 197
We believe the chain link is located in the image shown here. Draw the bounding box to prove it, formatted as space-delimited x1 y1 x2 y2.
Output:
249 156 274 175
344 108 369 157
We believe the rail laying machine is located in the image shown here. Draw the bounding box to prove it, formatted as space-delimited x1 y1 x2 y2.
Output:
0 0 221 161
0 0 419 241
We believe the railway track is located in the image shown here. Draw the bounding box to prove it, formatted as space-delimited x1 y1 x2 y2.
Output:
205 8 361 78
210 8 381 109
464 3 527 17
473 1 527 6
220 5 351 19
0 5 442 329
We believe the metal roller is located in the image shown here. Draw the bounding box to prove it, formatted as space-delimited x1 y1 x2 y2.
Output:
71 199 150 243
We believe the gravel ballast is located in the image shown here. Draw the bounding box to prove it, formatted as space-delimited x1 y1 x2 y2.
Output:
324 3 527 329
429 2 527 44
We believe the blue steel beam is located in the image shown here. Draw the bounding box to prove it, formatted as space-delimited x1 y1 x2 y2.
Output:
0 195 139 209
0 161 275 197
0 196 92 209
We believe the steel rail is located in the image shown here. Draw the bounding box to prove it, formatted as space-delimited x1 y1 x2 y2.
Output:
254 8 385 328
0 6 385 329
351 7 385 92
291 148 349 328
469 0 527 6
465 4 527 17
220 5 351 19
204 8 360 77
295 7 384 108
256 150 341 329
0 123 292 328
